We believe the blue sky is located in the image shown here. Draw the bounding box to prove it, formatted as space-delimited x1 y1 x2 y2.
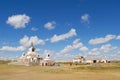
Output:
0 0 120 61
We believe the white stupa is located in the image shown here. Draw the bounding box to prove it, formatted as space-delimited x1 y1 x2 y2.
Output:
8 42 56 66
44 53 51 60
40 53 55 66
9 42 43 66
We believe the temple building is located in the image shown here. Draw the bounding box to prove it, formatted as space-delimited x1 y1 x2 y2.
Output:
8 43 43 66
8 42 55 66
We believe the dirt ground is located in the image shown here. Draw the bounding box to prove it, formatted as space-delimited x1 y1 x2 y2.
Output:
0 62 120 80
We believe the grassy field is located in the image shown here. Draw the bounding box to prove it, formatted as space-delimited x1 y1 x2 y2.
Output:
0 60 120 80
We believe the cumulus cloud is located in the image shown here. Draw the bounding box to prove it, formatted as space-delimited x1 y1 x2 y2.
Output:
35 48 42 52
73 39 83 49
54 53 74 62
58 39 89 61
51 28 77 43
116 35 120 40
0 46 25 52
60 39 88 54
89 34 116 45
80 46 89 52
81 13 90 24
31 27 38 31
43 50 54 56
88 44 118 56
0 35 45 52
60 45 74 54
59 39 120 60
20 35 45 47
6 14 30 29
100 44 117 53
59 36 120 60
88 48 100 55
44 21 56 30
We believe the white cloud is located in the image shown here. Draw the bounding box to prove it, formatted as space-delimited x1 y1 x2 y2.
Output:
63 54 74 61
60 39 88 54
80 46 88 52
116 35 120 40
0 35 45 52
117 51 120 54
88 44 118 56
0 46 25 52
100 44 117 53
6 14 30 29
44 21 56 30
100 44 111 53
73 39 80 44
60 45 74 54
31 27 38 31
89 34 116 45
81 13 90 24
73 39 83 49
55 35 120 60
51 28 77 43
54 52 74 62
20 35 45 47
43 50 54 55
72 39 88 52
35 48 42 52
88 48 100 55
88 49 99 55
58 36 119 59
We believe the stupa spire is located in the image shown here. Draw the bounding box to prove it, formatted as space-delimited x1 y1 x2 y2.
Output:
29 42 35 52
30 42 34 48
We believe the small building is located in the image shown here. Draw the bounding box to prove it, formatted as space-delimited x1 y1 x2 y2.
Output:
72 55 109 64
85 57 93 64
40 53 55 66
100 59 107 63
73 56 85 63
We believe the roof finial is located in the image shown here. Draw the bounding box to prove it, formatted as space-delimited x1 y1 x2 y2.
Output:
30 42 34 47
